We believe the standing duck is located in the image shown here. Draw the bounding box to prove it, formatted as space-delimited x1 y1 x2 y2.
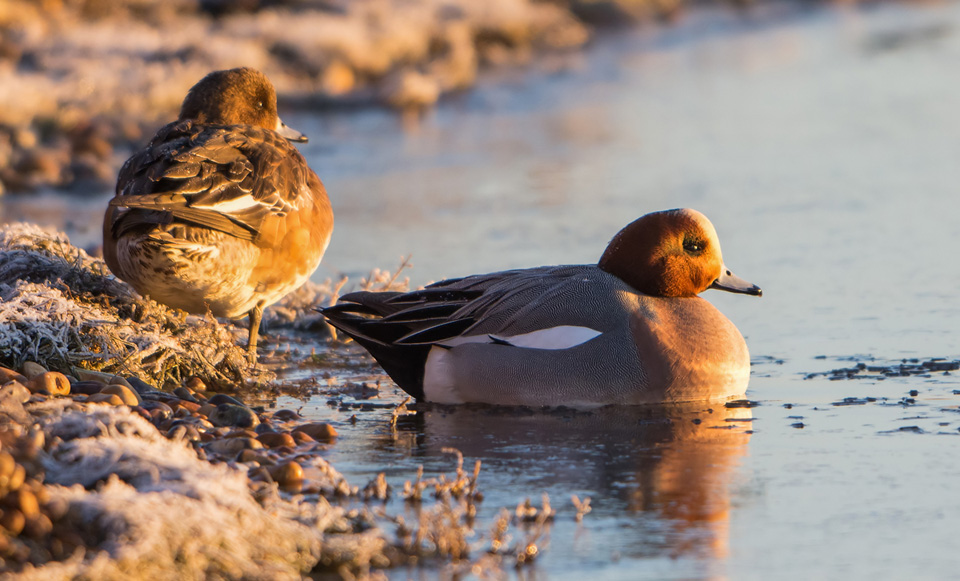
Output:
321 209 760 407
104 67 333 360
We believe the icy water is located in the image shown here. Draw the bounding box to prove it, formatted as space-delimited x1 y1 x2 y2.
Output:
6 1 960 578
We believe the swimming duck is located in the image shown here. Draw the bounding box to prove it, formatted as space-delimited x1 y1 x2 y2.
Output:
103 67 333 360
321 209 760 407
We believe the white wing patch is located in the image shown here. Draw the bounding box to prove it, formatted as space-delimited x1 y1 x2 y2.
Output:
192 194 261 213
439 325 602 350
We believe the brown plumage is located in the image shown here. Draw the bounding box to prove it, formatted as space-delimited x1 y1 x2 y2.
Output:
103 68 334 360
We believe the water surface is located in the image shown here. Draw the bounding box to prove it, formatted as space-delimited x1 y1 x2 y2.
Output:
6 1 960 578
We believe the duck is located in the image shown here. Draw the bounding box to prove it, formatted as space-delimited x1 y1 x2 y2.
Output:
321 209 760 407
103 67 333 360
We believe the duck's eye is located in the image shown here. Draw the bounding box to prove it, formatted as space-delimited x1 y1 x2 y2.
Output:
256 101 264 109
683 240 704 253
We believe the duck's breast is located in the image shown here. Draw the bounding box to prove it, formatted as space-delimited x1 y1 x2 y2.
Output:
628 295 750 403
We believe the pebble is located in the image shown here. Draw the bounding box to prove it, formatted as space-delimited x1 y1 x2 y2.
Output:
173 400 201 413
184 377 206 391
268 461 304 487
20 361 47 379
126 376 158 395
0 508 24 535
87 393 124 406
27 372 71 396
293 422 338 442
204 437 262 456
207 394 244 407
173 387 199 403
1 381 31 404
257 432 296 448
141 401 174 421
166 424 200 443
209 404 260 429
0 367 27 385
70 380 106 395
273 409 301 421
198 403 217 417
101 384 140 406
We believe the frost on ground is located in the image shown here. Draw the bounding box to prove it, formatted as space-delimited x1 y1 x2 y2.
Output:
5 400 381 580
0 222 256 389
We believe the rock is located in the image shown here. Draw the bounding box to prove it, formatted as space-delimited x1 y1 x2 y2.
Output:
207 394 244 407
70 380 106 395
27 372 71 396
269 461 304 487
101 384 140 406
209 404 260 429
0 452 16 486
172 400 201 413
293 422 338 442
141 401 174 421
126 376 158 395
184 376 206 391
203 437 262 456
273 409 301 422
72 368 133 389
173 387 199 403
0 508 24 535
198 403 217 417
20 361 47 379
0 381 30 404
0 367 27 385
166 424 201 443
87 393 124 406
13 488 39 519
0 383 31 425
256 432 295 448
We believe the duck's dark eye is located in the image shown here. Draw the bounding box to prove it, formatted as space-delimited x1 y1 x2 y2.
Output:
683 239 704 254
256 101 264 109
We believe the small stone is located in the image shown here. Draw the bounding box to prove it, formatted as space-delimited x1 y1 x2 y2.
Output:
0 367 27 385
257 432 296 448
87 393 124 406
23 513 52 539
173 400 201 413
238 449 274 465
141 401 174 421
269 461 304 486
20 362 47 379
184 376 206 391
198 403 217 417
27 372 70 396
13 488 39 519
0 508 25 535
293 422 338 442
209 404 260 429
273 409 301 421
70 380 106 395
292 431 315 444
207 394 244 407
1 381 30 404
0 452 16 485
174 387 199 403
166 424 200 443
102 384 140 406
204 437 262 456
126 376 158 395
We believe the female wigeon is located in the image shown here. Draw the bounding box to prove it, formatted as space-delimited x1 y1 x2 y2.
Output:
321 209 760 407
103 67 333 360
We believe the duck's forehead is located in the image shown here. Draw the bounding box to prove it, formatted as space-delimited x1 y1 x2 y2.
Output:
671 209 718 241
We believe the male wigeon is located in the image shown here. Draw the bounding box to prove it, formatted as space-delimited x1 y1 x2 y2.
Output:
103 67 333 360
321 209 760 407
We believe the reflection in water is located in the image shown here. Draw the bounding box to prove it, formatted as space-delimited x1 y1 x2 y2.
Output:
391 403 751 566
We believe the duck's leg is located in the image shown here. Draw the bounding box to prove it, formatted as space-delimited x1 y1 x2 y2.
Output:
247 302 265 363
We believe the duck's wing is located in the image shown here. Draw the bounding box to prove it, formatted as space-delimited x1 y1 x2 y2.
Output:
110 120 317 245
321 265 626 399
322 265 618 347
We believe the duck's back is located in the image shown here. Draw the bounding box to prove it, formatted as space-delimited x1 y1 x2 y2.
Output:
104 120 333 317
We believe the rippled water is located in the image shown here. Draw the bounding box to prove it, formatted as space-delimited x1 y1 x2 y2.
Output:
6 1 960 578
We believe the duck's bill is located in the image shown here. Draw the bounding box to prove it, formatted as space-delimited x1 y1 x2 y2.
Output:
710 265 762 297
276 119 308 143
